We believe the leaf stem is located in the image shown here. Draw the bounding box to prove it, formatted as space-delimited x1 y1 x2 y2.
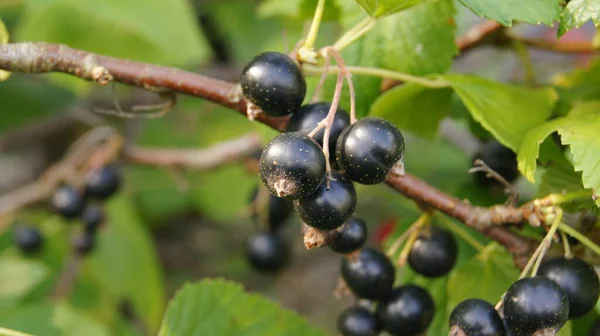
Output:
559 223 600 257
396 213 431 266
303 0 326 50
331 17 376 51
303 64 450 88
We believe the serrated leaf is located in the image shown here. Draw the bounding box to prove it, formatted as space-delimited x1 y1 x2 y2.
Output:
355 0 432 17
370 83 453 138
517 118 567 182
159 279 325 336
443 74 557 151
457 0 562 26
537 140 584 198
0 256 49 309
558 0 600 37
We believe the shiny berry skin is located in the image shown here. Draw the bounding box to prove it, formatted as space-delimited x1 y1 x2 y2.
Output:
85 165 121 200
250 186 294 232
14 225 43 253
245 231 289 272
337 306 379 336
449 299 506 336
240 51 306 117
538 257 600 318
294 171 356 230
472 141 518 186
259 132 326 200
330 216 368 254
287 102 350 156
52 185 85 219
341 247 395 300
376 285 435 336
336 117 405 185
73 232 96 255
82 205 105 233
408 226 458 278
503 277 569 335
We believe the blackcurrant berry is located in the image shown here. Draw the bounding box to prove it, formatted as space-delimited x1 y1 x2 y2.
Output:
341 247 395 300
52 185 85 219
81 204 105 233
538 257 600 318
245 231 289 272
330 216 367 254
250 186 294 232
472 141 518 186
503 277 569 335
259 132 326 200
449 299 506 336
376 284 435 336
337 306 379 336
336 117 405 185
73 232 96 255
13 225 43 253
408 226 457 278
294 171 356 231
287 102 350 157
85 165 121 200
240 51 306 117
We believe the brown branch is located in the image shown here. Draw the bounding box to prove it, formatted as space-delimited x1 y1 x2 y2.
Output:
0 42 534 262
456 20 504 53
509 35 599 54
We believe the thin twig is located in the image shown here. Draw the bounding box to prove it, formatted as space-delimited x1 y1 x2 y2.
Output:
469 159 519 206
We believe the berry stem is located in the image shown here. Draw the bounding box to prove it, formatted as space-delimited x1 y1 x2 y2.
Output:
321 47 357 123
303 63 451 88
437 214 485 252
311 52 331 102
303 0 326 51
386 222 418 257
396 213 430 267
530 208 563 277
559 222 600 257
332 17 376 52
559 230 572 258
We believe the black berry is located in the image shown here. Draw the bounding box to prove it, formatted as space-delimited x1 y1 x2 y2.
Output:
376 284 435 336
503 277 569 335
330 216 367 254
287 102 350 157
337 306 379 336
85 165 121 200
52 185 85 219
538 256 600 318
341 247 395 300
81 204 105 233
14 225 43 253
240 51 306 117
449 299 505 336
73 232 96 255
250 186 294 232
336 117 405 185
472 141 518 186
408 226 457 278
294 171 356 230
259 132 326 200
245 231 289 272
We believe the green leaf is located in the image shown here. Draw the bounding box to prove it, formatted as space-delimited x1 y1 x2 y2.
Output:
558 0 600 37
0 17 10 81
537 140 584 198
517 118 567 182
86 196 165 333
443 74 557 151
457 0 562 26
53 302 110 336
557 321 573 336
370 83 453 138
0 256 49 309
355 0 432 17
0 303 59 336
159 279 325 336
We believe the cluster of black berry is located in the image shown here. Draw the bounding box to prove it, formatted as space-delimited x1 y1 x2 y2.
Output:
14 165 121 256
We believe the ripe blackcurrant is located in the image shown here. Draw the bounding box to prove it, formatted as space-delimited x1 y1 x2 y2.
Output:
245 231 289 272
341 247 395 300
449 299 505 336
337 306 379 336
82 204 105 233
329 216 367 254
52 185 85 219
73 232 96 255
538 256 600 318
85 165 121 200
259 132 326 200
249 186 294 232
294 171 356 230
472 141 519 186
336 117 405 185
240 51 306 117
408 226 457 278
14 225 43 253
287 102 350 157
503 277 569 335
376 284 435 336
